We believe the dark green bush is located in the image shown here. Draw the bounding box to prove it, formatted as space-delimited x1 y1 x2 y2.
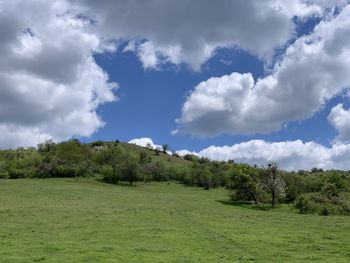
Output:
294 195 317 214
8 168 27 179
101 165 120 184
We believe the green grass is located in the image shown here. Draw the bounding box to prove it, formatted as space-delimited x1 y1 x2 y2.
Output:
1 179 350 262
120 142 193 170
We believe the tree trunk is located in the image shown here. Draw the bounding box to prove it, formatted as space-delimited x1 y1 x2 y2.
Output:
249 190 258 205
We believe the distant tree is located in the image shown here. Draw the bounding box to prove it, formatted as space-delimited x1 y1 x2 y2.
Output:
37 140 56 153
118 153 140 185
198 157 209 165
311 167 323 173
146 143 153 150
91 140 104 147
162 144 170 154
183 154 193 161
172 152 180 158
155 147 162 156
139 152 151 165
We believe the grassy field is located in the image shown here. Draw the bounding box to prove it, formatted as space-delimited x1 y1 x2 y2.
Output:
1 179 350 262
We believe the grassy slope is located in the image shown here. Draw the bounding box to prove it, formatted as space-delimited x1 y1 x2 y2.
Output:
120 142 193 170
1 179 350 263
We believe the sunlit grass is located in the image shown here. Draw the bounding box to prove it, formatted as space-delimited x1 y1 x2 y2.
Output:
1 178 350 262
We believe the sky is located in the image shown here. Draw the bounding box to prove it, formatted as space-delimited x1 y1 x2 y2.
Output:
1 0 350 170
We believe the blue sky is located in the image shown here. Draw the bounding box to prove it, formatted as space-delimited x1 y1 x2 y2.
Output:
2 0 350 170
91 46 266 151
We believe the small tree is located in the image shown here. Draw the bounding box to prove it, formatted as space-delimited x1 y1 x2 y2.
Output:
101 164 119 184
117 153 140 185
139 152 151 165
229 164 261 204
162 144 170 154
155 147 162 156
266 162 285 208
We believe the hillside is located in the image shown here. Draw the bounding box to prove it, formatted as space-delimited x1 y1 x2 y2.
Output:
119 142 194 170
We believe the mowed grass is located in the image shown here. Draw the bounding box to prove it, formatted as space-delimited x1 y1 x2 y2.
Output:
0 179 350 263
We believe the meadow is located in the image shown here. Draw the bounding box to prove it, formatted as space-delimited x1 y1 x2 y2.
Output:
1 178 350 262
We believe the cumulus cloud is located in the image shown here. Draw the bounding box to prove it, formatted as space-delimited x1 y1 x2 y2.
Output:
175 149 198 158
0 0 116 148
70 0 335 70
128 138 161 150
328 104 350 143
196 140 350 171
175 4 350 137
197 140 350 171
198 140 332 171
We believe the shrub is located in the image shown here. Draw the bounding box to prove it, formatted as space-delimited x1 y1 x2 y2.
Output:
0 170 8 178
101 165 119 184
7 168 27 179
294 193 350 216
294 195 317 214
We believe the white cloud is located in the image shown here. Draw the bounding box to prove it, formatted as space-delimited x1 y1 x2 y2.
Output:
198 140 332 171
0 0 117 148
200 139 350 171
175 149 198 157
328 104 350 143
198 140 350 171
71 0 336 70
175 4 350 137
124 41 160 70
128 138 161 150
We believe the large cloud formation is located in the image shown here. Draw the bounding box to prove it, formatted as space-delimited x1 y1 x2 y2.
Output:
1 0 350 164
175 4 350 137
197 140 350 171
0 0 116 148
71 0 337 70
1 0 336 149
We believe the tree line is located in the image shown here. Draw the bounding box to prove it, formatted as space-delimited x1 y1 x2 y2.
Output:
0 139 350 215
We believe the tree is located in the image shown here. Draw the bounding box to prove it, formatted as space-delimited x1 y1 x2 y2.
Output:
266 162 285 208
101 164 119 184
139 152 151 165
118 153 140 185
37 140 56 153
229 164 261 204
162 144 169 154
155 147 162 155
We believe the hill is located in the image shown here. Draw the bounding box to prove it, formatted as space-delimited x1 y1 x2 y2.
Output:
119 141 194 170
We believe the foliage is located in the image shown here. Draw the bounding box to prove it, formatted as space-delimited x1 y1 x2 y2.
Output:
1 139 350 215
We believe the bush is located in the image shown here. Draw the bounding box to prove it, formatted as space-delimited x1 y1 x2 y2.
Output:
101 165 119 184
294 193 350 216
0 170 8 178
285 186 300 203
8 168 27 179
294 195 317 214
36 158 91 178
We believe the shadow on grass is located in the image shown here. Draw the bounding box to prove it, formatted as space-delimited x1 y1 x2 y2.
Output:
216 200 274 211
94 178 139 187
